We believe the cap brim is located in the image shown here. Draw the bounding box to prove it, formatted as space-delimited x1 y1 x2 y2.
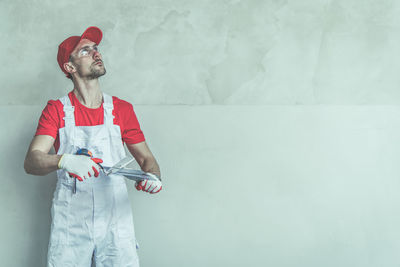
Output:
80 26 103 45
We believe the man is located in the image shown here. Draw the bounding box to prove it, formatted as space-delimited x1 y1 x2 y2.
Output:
24 26 162 267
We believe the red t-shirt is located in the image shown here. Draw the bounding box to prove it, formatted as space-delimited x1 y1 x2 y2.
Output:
35 91 145 153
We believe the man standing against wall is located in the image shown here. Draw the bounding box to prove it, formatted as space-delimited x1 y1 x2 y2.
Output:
24 26 162 266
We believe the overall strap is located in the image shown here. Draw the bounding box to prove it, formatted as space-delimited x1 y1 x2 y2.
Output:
59 95 76 144
103 93 115 127
59 95 76 128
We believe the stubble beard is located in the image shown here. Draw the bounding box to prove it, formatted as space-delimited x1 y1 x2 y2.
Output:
87 64 106 80
75 63 106 80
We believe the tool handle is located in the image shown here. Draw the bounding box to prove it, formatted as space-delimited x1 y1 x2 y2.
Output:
75 148 104 171
76 148 92 157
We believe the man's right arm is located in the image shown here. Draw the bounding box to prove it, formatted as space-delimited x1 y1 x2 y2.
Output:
24 135 61 176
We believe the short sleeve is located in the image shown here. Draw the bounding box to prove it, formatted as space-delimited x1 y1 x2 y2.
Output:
118 101 145 144
35 100 61 139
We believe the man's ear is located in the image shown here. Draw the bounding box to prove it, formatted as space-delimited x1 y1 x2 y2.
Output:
63 62 76 76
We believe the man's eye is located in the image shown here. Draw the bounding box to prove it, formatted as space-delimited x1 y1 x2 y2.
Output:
81 50 89 55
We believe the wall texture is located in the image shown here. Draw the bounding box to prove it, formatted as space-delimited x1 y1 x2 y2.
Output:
1 0 400 266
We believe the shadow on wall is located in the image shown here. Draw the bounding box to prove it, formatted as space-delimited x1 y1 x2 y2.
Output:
10 121 57 266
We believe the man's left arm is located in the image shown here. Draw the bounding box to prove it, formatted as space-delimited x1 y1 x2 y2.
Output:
126 141 161 180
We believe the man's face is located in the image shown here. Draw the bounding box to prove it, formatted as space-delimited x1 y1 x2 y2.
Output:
69 38 106 80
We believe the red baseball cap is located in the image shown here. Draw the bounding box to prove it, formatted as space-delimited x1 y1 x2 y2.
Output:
57 26 103 78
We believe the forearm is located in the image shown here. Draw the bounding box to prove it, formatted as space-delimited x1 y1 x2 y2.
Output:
24 150 62 176
138 157 161 179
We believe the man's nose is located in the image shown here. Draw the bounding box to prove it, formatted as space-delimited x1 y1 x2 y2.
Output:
93 50 101 60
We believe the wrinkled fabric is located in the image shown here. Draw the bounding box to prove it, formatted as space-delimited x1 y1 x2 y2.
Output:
47 93 140 267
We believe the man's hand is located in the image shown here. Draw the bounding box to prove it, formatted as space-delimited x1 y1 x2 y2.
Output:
58 154 103 181
135 173 162 194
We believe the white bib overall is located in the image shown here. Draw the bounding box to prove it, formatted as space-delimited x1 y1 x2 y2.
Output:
47 93 140 267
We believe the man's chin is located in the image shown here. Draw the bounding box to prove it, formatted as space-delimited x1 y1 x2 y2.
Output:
88 69 106 80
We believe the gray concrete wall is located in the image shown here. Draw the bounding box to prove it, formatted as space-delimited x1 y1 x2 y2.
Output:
1 0 400 266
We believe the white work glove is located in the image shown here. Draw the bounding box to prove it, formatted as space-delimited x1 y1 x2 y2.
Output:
135 173 162 194
58 154 103 181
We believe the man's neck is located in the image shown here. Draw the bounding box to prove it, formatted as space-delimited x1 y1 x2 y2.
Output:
72 78 103 108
